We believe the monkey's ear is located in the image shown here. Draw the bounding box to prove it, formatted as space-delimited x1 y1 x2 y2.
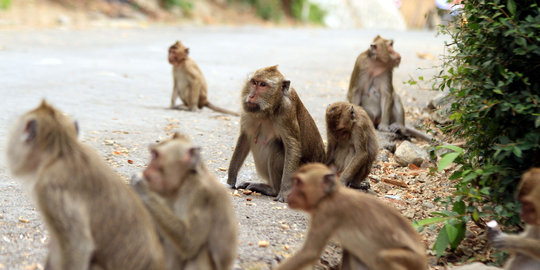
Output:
22 119 37 143
322 173 336 194
188 147 201 168
172 132 181 139
388 39 394 46
282 80 290 92
521 197 539 225
369 44 377 57
184 48 189 55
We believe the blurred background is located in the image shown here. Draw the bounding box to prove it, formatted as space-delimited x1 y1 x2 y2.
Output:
0 0 449 30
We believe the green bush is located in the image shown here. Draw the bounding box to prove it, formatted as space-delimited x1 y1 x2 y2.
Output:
290 0 326 24
162 0 193 12
415 0 540 259
0 0 11 10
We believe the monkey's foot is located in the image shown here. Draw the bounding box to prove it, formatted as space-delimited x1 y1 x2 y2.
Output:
237 182 277 196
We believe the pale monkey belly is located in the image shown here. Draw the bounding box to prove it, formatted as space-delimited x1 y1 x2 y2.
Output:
249 121 280 181
174 71 190 104
334 143 355 174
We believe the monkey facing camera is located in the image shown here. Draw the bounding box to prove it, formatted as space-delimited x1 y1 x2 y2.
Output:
347 35 434 142
227 65 325 202
131 132 238 270
275 163 428 270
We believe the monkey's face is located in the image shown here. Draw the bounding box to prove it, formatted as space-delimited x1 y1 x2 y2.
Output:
370 36 401 67
242 78 273 113
7 101 78 178
143 134 199 196
168 41 189 66
242 66 290 114
288 163 337 212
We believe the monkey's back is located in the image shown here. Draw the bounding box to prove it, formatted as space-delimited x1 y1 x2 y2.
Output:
36 143 164 270
328 189 426 263
291 89 325 163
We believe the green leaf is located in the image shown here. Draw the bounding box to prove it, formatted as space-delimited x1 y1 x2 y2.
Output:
434 227 449 257
453 200 466 215
535 116 540 128
446 224 459 243
436 144 464 154
413 217 448 228
472 210 479 222
507 0 516 16
513 146 522 158
438 152 461 172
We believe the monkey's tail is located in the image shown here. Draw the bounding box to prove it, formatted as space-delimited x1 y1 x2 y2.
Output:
405 126 436 143
205 102 240 116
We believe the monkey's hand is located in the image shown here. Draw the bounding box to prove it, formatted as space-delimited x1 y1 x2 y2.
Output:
130 172 150 198
487 225 507 250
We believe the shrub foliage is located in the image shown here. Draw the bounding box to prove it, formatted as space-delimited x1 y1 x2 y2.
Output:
415 0 540 258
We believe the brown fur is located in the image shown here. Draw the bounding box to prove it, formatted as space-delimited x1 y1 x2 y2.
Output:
347 35 433 142
7 101 164 270
276 163 427 270
227 65 325 202
168 41 239 116
489 168 540 270
277 163 427 270
131 133 238 270
325 102 378 190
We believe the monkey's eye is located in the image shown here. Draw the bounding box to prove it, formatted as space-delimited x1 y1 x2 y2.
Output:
251 79 257 86
151 150 159 159
260 82 267 87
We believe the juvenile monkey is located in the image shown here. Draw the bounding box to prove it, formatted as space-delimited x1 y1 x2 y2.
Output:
488 168 540 270
275 163 427 270
131 133 237 270
6 101 164 270
168 40 239 116
227 65 325 202
325 102 378 190
347 35 433 142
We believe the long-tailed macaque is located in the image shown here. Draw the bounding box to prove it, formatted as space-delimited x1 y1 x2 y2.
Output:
488 168 540 270
325 102 378 190
347 35 433 142
226 65 326 202
275 163 427 270
168 41 239 116
131 133 237 270
6 101 164 270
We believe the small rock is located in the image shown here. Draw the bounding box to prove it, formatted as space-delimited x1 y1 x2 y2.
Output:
422 201 435 209
258 240 269 247
394 141 429 167
57 15 71 25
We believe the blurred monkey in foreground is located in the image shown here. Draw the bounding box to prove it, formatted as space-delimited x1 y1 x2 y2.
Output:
275 163 427 270
132 133 237 270
488 168 540 270
6 101 164 270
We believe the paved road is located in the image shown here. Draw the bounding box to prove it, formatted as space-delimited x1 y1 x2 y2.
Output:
0 26 447 269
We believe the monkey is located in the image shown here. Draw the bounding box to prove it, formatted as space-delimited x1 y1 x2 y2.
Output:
347 35 434 142
325 102 379 191
275 163 428 270
131 132 237 270
6 101 164 270
226 65 326 202
168 40 239 116
488 168 540 270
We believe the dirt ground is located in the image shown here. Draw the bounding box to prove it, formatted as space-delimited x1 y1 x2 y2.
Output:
0 1 497 270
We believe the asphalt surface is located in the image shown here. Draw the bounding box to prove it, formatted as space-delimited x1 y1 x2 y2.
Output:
0 26 447 269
